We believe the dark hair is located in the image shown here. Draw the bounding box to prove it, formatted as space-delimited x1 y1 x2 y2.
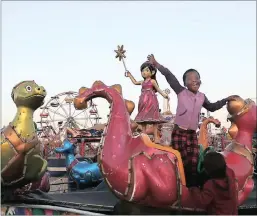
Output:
182 69 201 85
140 62 157 74
203 152 226 179
140 62 158 92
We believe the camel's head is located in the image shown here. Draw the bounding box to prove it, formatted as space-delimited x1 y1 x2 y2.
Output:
74 81 135 115
55 139 76 155
227 96 256 133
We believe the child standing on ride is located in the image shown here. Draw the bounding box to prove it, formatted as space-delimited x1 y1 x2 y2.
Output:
125 62 169 143
147 54 236 187
189 152 238 215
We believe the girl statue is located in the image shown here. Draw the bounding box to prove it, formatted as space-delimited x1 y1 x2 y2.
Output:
125 62 169 143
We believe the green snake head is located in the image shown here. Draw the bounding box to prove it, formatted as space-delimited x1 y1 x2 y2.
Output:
11 80 46 110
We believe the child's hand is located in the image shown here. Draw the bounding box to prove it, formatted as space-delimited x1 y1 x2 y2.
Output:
226 95 239 102
147 54 158 66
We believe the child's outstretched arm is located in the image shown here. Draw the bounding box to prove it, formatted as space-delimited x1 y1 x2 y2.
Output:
147 54 184 95
203 95 227 112
189 181 214 208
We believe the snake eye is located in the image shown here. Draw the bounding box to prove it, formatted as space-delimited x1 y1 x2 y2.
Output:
26 85 32 92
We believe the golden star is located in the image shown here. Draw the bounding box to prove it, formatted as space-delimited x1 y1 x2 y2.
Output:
114 45 126 61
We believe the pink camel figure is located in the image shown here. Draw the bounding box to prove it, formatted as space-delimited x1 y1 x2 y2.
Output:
74 82 256 211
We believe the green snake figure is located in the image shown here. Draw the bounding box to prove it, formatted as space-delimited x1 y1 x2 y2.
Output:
1 81 48 191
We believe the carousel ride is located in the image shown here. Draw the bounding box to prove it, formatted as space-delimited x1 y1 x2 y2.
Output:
1 83 257 215
1 47 256 215
72 81 256 211
54 138 103 187
35 91 105 191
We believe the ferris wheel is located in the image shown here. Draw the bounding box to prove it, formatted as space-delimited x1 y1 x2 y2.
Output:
37 91 101 157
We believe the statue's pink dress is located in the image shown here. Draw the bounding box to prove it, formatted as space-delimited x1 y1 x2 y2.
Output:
135 79 166 123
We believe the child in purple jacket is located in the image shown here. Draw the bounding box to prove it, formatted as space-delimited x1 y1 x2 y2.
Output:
147 54 236 187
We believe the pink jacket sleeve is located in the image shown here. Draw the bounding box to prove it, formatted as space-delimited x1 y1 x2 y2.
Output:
189 181 214 207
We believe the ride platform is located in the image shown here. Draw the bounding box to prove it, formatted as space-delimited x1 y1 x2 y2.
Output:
4 176 257 215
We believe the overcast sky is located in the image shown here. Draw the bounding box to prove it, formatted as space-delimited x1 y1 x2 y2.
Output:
2 1 256 129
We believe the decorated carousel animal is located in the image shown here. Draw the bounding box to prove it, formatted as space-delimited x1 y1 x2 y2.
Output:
1 81 50 198
227 98 255 139
226 98 257 176
74 81 256 211
55 138 103 186
74 86 141 135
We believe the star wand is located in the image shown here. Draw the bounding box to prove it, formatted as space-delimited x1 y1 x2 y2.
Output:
114 45 128 76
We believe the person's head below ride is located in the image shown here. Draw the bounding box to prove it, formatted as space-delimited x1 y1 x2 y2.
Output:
182 69 202 93
140 61 157 80
203 151 227 179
